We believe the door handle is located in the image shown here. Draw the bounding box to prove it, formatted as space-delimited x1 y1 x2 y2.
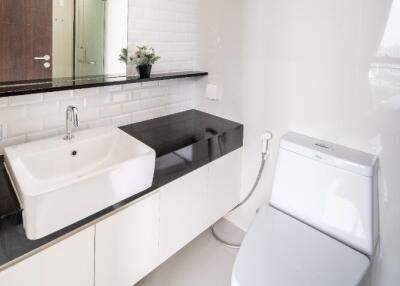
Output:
34 55 51 61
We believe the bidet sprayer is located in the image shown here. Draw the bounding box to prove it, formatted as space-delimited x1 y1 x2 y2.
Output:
261 131 273 158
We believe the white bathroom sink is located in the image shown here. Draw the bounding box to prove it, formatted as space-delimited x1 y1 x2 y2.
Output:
4 126 156 240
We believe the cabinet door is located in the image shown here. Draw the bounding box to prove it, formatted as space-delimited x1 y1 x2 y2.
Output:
206 148 242 225
95 193 160 286
0 227 95 286
159 165 209 262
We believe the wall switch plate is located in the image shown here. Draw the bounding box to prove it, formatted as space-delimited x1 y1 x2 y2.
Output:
206 84 222 101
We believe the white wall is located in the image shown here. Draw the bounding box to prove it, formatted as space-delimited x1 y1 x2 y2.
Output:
128 0 199 74
195 0 243 120
196 0 400 285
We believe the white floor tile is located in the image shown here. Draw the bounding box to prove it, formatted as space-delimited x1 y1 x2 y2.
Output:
137 219 245 286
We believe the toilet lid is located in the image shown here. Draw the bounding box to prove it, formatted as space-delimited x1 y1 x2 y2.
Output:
232 206 370 286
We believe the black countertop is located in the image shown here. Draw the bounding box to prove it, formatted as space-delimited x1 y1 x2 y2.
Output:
0 109 243 268
0 71 208 97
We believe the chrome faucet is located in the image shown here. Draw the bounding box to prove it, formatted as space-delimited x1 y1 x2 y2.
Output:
63 106 79 141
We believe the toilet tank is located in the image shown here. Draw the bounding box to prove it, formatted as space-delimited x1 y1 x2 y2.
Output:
270 132 379 257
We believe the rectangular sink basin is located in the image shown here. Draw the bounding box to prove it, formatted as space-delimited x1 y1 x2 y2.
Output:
4 126 156 240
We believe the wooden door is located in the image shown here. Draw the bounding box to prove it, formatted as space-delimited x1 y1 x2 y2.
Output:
0 0 52 83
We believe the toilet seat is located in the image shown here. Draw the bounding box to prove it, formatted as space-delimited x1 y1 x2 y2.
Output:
232 206 370 286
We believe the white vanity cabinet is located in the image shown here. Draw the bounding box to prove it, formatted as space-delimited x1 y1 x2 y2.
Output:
205 149 243 226
159 164 210 261
95 148 242 286
159 148 242 262
0 227 95 286
0 148 242 286
95 193 160 286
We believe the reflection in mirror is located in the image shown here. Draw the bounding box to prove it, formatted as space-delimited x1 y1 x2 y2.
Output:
369 0 400 110
0 0 128 85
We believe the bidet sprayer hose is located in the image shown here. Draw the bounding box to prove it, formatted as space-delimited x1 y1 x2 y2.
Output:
232 153 267 212
211 131 273 249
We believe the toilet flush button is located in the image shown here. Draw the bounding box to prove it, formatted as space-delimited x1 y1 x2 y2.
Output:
315 142 333 151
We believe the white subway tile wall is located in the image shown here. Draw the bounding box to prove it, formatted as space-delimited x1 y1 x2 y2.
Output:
128 0 199 74
0 79 196 154
0 0 202 154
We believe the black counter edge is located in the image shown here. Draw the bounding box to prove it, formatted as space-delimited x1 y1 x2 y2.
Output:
0 71 208 97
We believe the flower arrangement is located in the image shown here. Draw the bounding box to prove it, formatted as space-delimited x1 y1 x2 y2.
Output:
118 46 160 78
132 46 160 66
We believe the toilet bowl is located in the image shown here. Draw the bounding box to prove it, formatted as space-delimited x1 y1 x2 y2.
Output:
232 132 379 286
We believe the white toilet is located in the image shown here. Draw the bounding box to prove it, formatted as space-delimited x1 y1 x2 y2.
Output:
232 132 379 286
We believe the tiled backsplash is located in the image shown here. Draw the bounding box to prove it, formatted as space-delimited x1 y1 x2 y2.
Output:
128 0 199 73
0 0 203 154
0 79 196 154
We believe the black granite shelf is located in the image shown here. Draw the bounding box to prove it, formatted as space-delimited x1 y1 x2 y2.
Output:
0 109 243 268
0 71 208 97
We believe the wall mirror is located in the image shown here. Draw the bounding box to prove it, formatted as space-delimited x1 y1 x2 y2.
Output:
0 0 128 86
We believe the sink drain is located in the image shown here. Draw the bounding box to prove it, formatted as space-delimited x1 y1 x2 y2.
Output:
71 150 78 157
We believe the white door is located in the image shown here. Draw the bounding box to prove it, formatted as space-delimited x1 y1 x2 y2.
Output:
0 227 95 286
159 165 209 262
95 193 160 286
206 149 242 224
159 149 242 263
